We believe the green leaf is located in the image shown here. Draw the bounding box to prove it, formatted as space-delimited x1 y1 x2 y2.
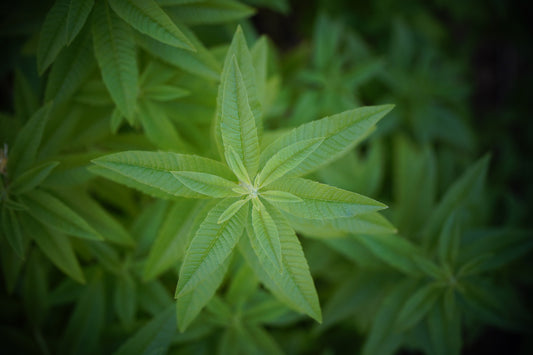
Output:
165 0 254 25
115 305 176 355
225 145 251 185
135 25 220 81
437 213 460 266
144 84 189 101
218 198 250 224
260 190 302 203
422 155 490 246
37 0 69 74
22 215 85 283
13 69 39 120
65 0 94 44
21 189 102 241
171 171 238 198
251 36 268 108
261 105 393 177
256 138 324 187
91 151 234 199
114 273 137 327
396 282 441 330
426 300 461 355
1 208 26 258
92 0 138 122
268 177 386 219
176 198 247 297
215 26 262 158
10 161 59 195
251 201 282 271
109 0 194 50
8 103 52 177
177 256 231 331
144 200 209 280
45 28 95 104
239 204 321 322
137 100 185 151
220 56 260 177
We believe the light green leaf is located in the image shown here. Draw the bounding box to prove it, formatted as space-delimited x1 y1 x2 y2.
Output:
268 177 386 219
91 151 234 199
261 105 394 177
251 201 282 271
45 28 95 104
109 0 194 50
8 103 52 178
92 0 138 122
65 0 94 44
225 145 251 185
138 100 185 151
256 138 324 187
21 189 102 241
114 273 137 327
171 171 238 198
144 84 189 101
176 198 247 297
165 0 254 25
218 198 250 224
225 263 258 309
10 161 59 195
115 305 176 355
239 204 321 322
37 0 69 74
251 36 268 107
220 56 260 177
215 26 262 158
135 24 220 81
22 215 85 283
144 200 210 280
396 282 441 330
260 190 302 203
1 208 26 258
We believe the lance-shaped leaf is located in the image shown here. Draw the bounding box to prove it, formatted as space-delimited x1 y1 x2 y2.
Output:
165 0 254 25
144 84 189 101
10 161 59 195
138 100 186 151
37 0 69 74
215 26 262 158
218 198 250 224
91 151 234 199
260 190 302 203
109 0 194 50
220 56 260 177
171 171 239 198
225 145 251 185
22 215 85 284
437 213 461 266
92 0 138 122
268 177 386 219
8 103 52 178
176 198 247 298
239 204 321 322
251 201 282 271
396 282 441 330
1 208 26 258
45 28 95 104
65 0 94 44
256 138 324 187
261 105 394 177
114 273 137 327
20 189 102 241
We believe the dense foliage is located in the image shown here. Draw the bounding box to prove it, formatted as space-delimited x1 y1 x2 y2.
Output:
1 0 531 354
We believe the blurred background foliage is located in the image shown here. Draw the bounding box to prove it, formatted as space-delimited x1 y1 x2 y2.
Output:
0 0 532 354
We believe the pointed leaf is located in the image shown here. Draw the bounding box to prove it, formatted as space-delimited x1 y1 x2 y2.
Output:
8 103 52 177
13 69 39 120
225 145 251 185
437 213 460 266
22 215 85 283
256 138 323 187
218 198 250 224
37 0 69 74
65 0 94 44
171 171 238 197
109 0 194 50
1 208 26 258
10 161 59 195
261 105 394 177
268 177 386 219
91 151 234 199
260 190 302 203
220 56 260 177
21 189 102 241
251 201 282 270
165 0 254 25
239 204 321 322
396 282 441 330
114 273 137 327
92 0 138 121
176 198 247 297
144 84 189 101
138 100 185 151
